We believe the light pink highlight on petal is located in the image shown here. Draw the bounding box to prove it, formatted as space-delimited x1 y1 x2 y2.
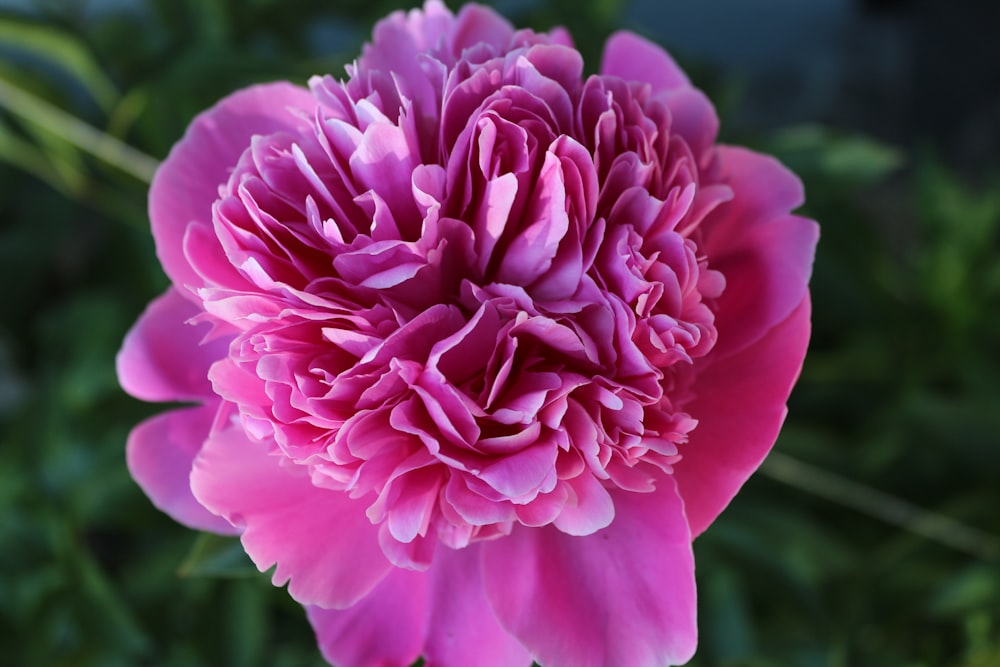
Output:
551 473 615 536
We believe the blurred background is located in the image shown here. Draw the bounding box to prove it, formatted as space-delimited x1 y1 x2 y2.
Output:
1 0 998 665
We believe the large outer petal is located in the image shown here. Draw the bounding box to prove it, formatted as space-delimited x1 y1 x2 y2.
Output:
702 146 819 359
126 404 236 534
308 568 427 667
118 288 235 534
482 478 697 667
423 544 532 667
117 287 227 402
190 426 393 608
149 82 315 295
307 544 531 667
677 298 812 537
601 31 690 92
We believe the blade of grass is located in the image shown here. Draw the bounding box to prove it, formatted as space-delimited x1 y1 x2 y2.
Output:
0 118 148 226
0 17 119 111
0 76 158 184
0 119 81 195
761 451 1000 562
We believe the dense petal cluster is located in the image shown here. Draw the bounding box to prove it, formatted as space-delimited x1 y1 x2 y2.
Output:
118 2 818 666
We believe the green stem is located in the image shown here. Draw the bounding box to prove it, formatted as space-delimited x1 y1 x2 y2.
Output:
762 451 1000 561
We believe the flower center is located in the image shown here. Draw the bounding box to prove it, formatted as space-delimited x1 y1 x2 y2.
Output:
198 40 727 568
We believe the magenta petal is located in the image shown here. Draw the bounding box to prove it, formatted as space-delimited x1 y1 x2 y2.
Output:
117 287 228 402
600 31 690 92
478 442 558 498
705 147 818 358
483 478 697 667
121 9 820 666
678 298 811 537
451 2 515 53
551 473 615 536
424 544 532 667
710 146 806 227
663 87 719 164
710 212 818 359
308 543 530 667
126 404 237 534
190 427 393 608
703 146 819 357
307 567 427 667
149 82 315 293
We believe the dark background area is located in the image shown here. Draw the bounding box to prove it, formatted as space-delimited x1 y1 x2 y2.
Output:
630 0 1000 172
1 1 998 666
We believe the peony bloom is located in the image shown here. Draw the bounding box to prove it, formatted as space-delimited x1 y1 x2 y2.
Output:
118 2 818 665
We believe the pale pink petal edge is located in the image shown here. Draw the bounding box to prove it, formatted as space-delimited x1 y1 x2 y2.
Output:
126 404 237 535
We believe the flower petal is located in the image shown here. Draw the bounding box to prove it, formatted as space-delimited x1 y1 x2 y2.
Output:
677 297 812 537
190 426 393 608
150 82 315 294
551 473 615 536
450 1 515 53
704 146 819 358
664 87 719 164
309 542 530 667
711 146 806 224
126 404 237 534
600 31 690 92
424 544 532 667
482 478 697 667
117 287 228 402
307 567 427 667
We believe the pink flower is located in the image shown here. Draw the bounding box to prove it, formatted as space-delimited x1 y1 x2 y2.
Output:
118 2 818 665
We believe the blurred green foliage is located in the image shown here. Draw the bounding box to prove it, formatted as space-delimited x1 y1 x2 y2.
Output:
1 1 997 666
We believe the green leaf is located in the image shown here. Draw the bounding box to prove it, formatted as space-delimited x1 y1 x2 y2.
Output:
701 567 756 663
74 543 151 655
0 16 119 111
767 124 904 186
0 118 83 196
927 565 1000 617
0 75 159 184
225 580 269 667
177 533 258 579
